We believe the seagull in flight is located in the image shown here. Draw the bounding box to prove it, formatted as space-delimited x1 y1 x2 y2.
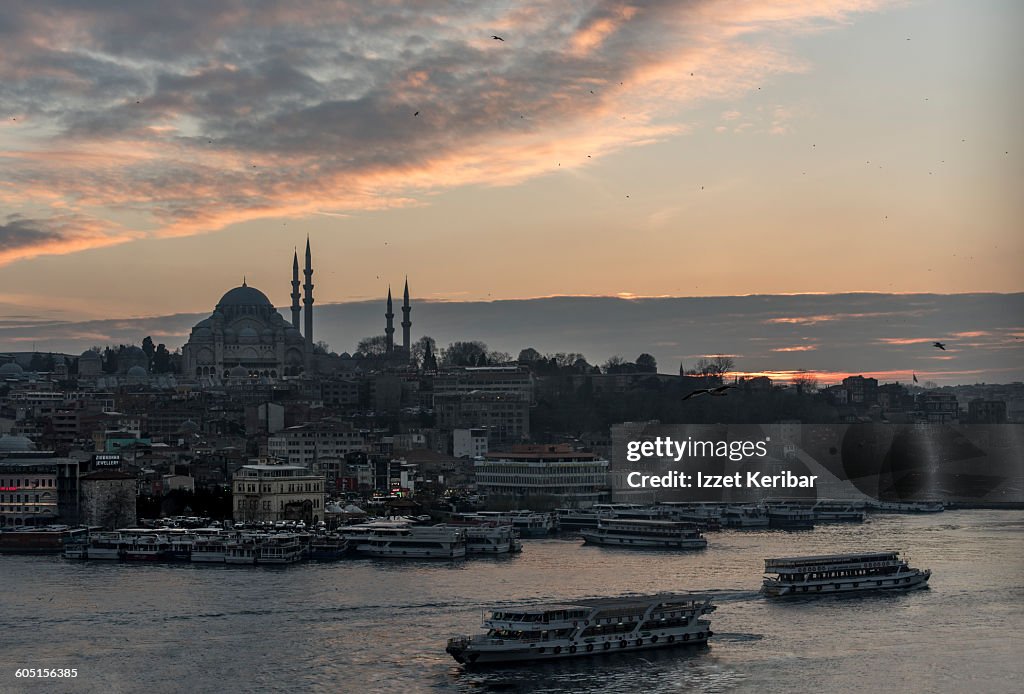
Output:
491 35 505 41
683 384 736 401
933 342 946 350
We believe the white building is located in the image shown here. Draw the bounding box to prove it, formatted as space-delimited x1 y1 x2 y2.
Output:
233 462 326 523
453 428 488 459
474 445 609 507
267 419 367 467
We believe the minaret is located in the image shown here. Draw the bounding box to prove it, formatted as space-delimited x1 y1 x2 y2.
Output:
385 286 395 353
303 236 314 350
401 276 411 355
290 249 300 329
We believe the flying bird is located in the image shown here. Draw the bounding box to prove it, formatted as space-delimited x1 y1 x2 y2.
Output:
683 385 736 401
413 111 419 116
491 35 504 41
933 342 946 350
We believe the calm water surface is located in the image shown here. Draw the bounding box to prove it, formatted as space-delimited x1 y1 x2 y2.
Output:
1 510 1022 693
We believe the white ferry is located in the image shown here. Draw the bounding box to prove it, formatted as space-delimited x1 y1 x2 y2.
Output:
224 537 259 565
762 551 931 596
356 524 467 559
191 536 230 563
870 501 944 514
85 532 128 560
580 518 707 549
766 506 815 529
258 534 304 564
472 511 554 537
446 594 715 666
554 504 643 530
438 523 520 554
123 534 171 561
809 501 865 523
721 505 770 528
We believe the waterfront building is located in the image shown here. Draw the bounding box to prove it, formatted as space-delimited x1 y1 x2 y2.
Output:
0 453 79 527
474 445 609 507
232 461 326 524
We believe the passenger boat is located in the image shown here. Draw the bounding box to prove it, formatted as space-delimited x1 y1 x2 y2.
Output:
257 534 303 564
224 537 259 565
580 518 707 549
457 524 520 554
446 594 715 666
721 505 770 528
809 501 865 523
191 537 230 563
308 534 350 560
766 506 815 530
472 511 554 537
554 504 642 530
762 551 931 596
86 532 128 560
123 534 171 561
870 501 944 514
356 525 467 559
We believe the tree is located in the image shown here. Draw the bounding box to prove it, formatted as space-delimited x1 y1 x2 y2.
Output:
152 344 172 373
694 355 735 378
489 350 512 364
141 336 156 367
518 347 542 363
441 341 488 367
602 355 626 373
356 335 389 357
314 340 332 355
411 336 437 368
99 486 136 529
636 353 657 373
792 373 819 394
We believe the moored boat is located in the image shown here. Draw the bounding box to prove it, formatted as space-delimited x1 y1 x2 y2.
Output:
446 594 715 666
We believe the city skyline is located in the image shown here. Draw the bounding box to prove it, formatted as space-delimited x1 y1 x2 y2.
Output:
0 0 1022 323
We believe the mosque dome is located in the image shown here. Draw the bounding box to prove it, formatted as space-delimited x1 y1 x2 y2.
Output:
0 434 37 452
126 366 149 383
216 284 273 309
229 365 249 379
0 362 25 376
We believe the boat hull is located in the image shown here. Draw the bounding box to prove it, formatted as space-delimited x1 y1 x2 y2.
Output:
763 569 931 597
580 532 706 549
448 631 712 667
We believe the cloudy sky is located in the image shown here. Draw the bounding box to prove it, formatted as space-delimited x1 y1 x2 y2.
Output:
0 1 1021 379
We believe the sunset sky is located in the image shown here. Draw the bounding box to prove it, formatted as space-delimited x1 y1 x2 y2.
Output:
1 0 1021 374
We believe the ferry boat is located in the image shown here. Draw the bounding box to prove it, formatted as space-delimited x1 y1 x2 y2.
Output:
554 504 643 530
809 501 865 523
356 525 467 559
257 534 304 564
86 532 128 560
309 534 350 560
123 534 171 561
191 536 230 563
473 511 554 537
762 551 931 596
446 594 715 666
580 518 707 549
766 506 815 530
721 505 770 528
870 501 944 514
224 537 259 565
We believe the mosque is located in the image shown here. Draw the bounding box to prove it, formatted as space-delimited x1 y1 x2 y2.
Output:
181 239 411 380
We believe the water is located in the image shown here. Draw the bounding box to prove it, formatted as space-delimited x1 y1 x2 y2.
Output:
1 511 1022 693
